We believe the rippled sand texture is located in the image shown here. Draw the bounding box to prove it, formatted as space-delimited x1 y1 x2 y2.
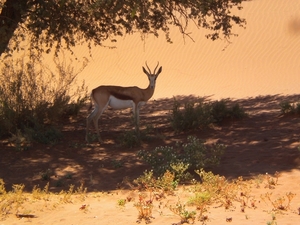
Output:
76 0 300 100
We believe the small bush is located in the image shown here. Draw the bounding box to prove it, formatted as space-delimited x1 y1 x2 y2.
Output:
169 201 196 224
133 170 178 194
119 130 140 148
279 101 293 114
118 125 162 148
24 125 62 145
137 136 226 177
210 100 229 123
170 98 213 132
229 102 247 119
211 100 246 123
170 162 193 183
0 51 88 143
170 98 246 132
137 145 178 176
279 100 300 114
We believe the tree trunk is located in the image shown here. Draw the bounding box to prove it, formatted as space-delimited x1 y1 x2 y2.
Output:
0 0 28 57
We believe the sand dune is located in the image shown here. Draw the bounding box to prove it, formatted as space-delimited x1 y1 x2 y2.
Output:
74 0 300 100
6 0 295 101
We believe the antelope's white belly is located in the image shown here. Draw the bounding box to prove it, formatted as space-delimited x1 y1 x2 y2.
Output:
108 95 134 110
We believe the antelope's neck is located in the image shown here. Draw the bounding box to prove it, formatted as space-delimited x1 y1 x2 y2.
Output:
143 85 155 101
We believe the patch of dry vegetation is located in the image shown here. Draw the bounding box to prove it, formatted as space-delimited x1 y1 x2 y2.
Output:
0 169 298 224
0 179 87 220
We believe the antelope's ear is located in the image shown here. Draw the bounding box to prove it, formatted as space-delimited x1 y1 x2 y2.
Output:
156 66 162 76
142 67 150 76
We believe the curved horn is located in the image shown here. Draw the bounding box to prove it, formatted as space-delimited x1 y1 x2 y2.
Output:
153 61 159 74
145 61 152 74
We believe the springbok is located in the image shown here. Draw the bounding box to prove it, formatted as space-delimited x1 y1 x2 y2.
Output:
86 62 162 142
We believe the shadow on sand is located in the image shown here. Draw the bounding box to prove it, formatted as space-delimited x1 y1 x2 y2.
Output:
1 94 300 192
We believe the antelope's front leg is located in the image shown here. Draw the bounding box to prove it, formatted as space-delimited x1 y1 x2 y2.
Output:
133 104 140 137
93 117 103 143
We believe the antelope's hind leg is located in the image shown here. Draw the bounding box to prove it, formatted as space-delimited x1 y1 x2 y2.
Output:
86 105 104 143
86 106 97 142
93 107 104 143
89 102 109 143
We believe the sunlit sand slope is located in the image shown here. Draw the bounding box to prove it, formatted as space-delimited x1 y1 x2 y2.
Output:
76 0 300 100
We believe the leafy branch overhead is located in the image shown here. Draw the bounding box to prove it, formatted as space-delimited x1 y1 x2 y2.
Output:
0 0 247 56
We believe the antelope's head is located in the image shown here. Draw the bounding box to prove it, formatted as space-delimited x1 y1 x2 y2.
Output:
142 62 162 89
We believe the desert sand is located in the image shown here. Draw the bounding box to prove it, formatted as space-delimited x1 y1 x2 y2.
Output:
1 94 300 225
1 0 300 225
75 0 300 100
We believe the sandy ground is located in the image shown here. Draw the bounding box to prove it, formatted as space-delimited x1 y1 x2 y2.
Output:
1 0 300 224
1 94 300 225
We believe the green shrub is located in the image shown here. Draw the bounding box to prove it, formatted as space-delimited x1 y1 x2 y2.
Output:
229 102 247 119
295 103 300 114
279 101 293 114
24 125 62 145
210 100 228 123
0 51 88 142
170 98 246 132
207 99 246 123
137 136 226 177
170 98 212 131
279 100 300 114
133 170 178 193
119 130 141 148
118 125 161 148
170 162 193 183
138 145 178 175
